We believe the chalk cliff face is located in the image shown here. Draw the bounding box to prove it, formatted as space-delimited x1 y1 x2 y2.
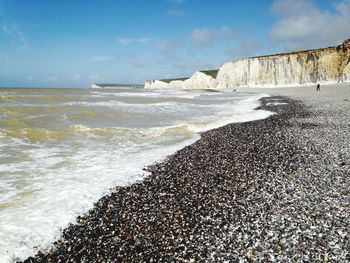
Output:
144 80 170 89
169 80 184 89
217 39 350 88
145 71 218 89
145 40 350 89
182 72 218 89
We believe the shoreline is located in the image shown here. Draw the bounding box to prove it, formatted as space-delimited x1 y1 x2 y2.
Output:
1 90 269 262
23 87 349 262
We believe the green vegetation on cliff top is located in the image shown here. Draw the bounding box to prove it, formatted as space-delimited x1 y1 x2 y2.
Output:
200 70 218 78
160 77 189 83
158 70 218 83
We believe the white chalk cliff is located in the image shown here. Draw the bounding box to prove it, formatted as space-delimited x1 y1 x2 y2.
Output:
144 80 170 89
145 39 350 89
182 71 218 89
217 39 350 88
145 71 218 90
91 84 102 88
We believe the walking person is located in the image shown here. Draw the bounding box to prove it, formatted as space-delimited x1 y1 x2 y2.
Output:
316 83 320 91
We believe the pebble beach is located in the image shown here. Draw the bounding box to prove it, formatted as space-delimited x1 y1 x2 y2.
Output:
22 84 350 262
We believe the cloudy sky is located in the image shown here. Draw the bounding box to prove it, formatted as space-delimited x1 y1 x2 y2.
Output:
1 0 350 87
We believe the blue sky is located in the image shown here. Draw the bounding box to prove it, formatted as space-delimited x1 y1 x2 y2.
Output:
1 0 350 87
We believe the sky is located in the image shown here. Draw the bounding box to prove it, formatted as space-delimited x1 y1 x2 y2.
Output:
1 0 350 87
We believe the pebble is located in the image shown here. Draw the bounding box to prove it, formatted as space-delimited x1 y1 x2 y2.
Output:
21 96 350 262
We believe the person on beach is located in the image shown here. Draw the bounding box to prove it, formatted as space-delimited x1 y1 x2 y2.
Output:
317 83 320 91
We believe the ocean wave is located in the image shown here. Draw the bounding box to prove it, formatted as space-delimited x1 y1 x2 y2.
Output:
90 90 201 99
0 89 273 262
0 127 198 262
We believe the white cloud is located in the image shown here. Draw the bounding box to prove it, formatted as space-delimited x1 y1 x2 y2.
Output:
271 0 315 17
0 7 28 51
270 0 350 50
118 38 134 45
190 26 237 47
219 26 237 38
155 26 237 57
225 38 265 59
73 74 81 82
118 37 150 45
191 28 216 47
0 1 5 18
155 40 181 55
138 38 151 44
86 55 115 62
2 22 28 50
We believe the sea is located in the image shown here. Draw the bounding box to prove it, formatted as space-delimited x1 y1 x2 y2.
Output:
0 87 272 262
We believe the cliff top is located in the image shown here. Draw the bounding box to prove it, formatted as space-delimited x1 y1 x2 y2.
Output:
158 70 218 83
159 77 189 84
239 39 350 61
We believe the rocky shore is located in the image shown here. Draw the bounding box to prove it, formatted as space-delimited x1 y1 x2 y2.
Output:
22 94 349 262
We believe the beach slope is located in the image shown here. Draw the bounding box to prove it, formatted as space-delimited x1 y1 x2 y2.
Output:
23 85 350 262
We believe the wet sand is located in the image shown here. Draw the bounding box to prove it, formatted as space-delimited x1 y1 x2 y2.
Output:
22 84 350 262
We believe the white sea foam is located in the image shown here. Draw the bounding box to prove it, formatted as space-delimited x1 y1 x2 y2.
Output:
0 92 11 99
266 102 288 106
0 88 272 262
90 90 201 99
0 133 199 262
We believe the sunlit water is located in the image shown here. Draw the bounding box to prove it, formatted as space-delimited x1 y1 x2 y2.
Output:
0 87 271 262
